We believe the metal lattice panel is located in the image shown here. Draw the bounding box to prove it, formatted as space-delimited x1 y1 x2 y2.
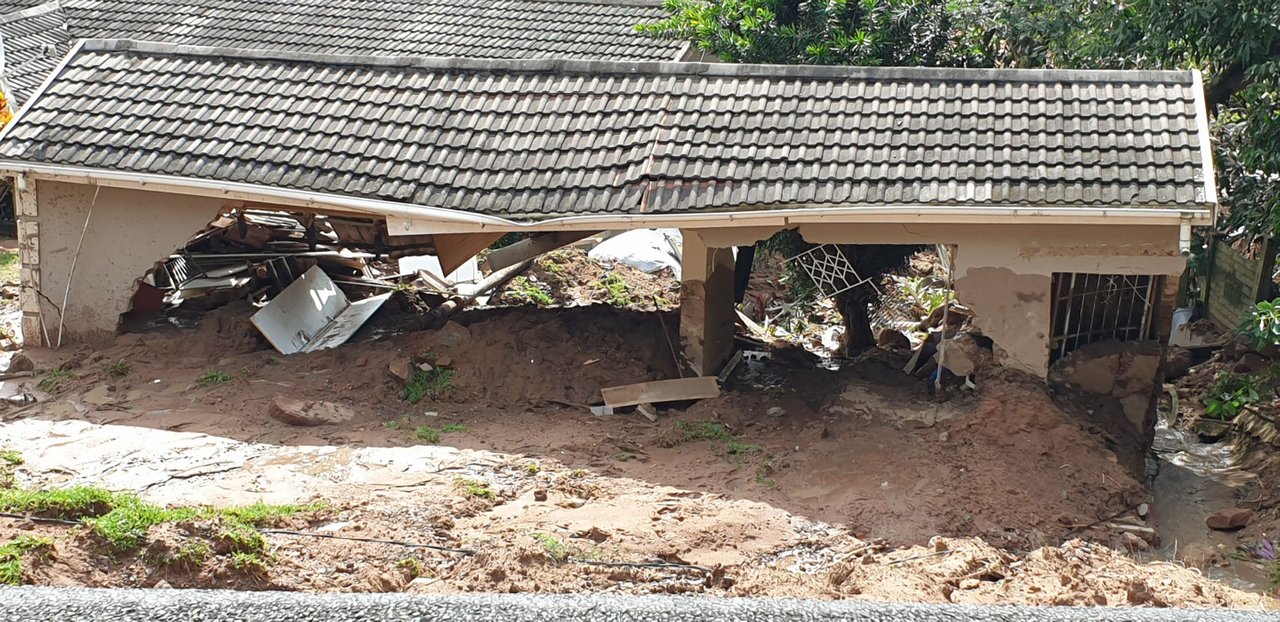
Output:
788 244 878 298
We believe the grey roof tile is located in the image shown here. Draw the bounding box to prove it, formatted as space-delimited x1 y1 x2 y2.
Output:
0 42 1215 217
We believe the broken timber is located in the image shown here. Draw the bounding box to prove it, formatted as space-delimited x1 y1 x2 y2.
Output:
601 376 720 408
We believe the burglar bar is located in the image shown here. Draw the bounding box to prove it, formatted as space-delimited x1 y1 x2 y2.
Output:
1049 273 1159 363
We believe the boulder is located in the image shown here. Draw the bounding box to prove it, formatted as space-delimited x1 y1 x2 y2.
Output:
1163 347 1192 380
267 396 356 426
1206 507 1253 531
6 352 35 373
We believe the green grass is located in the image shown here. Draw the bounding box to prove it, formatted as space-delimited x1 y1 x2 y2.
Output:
532 532 570 562
755 457 779 489
36 368 71 392
395 556 427 578
0 450 21 466
412 426 440 443
229 551 270 574
105 359 132 379
0 486 305 553
404 368 454 404
0 536 53 586
165 539 213 570
0 250 18 284
599 272 632 307
522 462 540 475
612 452 636 462
507 276 554 306
669 420 731 445
454 477 495 500
440 423 466 433
726 440 764 457
198 368 233 386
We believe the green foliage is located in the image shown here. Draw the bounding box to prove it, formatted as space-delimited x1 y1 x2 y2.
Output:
440 423 467 433
105 359 132 379
726 440 764 457
756 457 780 489
522 462 541 475
229 551 270 574
506 276 554 306
166 539 213 570
0 250 18 284
640 0 998 67
757 229 818 304
404 368 454 404
532 532 571 562
599 272 633 307
1239 298 1280 349
1203 369 1279 421
453 477 495 500
198 368 233 386
489 233 526 250
0 486 302 553
612 452 637 462
0 450 21 466
396 556 427 578
671 420 732 445
412 426 441 443
0 536 53 586
892 275 953 318
37 368 71 392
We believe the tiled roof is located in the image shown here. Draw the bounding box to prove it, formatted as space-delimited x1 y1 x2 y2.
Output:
0 41 1215 221
0 1 72 104
62 0 682 61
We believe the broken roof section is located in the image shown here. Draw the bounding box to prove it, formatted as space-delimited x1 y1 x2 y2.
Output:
0 0 684 105
0 40 1217 229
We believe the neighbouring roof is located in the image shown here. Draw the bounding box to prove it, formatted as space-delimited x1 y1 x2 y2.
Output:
0 1 71 104
0 40 1216 222
0 0 684 104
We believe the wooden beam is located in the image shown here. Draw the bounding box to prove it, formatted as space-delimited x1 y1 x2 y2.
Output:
433 232 504 275
601 376 720 408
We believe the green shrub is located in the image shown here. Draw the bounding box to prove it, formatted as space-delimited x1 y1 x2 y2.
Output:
1239 298 1280 349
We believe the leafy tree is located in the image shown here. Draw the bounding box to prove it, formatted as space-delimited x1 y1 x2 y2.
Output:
640 0 999 67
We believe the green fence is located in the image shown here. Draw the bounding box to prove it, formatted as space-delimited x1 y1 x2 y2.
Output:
1204 235 1278 330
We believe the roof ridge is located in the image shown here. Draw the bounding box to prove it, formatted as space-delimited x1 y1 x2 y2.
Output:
78 39 1196 85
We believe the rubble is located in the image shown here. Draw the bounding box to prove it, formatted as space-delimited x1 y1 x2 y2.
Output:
267 396 357 426
1206 508 1254 531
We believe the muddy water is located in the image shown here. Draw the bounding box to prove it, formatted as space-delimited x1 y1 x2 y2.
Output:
1146 414 1270 591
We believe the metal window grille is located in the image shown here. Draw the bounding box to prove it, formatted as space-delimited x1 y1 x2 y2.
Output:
788 244 879 298
1049 273 1160 362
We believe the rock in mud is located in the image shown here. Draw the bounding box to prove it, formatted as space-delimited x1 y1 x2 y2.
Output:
1163 347 1192 380
6 352 35 373
1206 507 1253 531
388 359 412 382
436 321 471 348
267 396 356 426
876 329 911 350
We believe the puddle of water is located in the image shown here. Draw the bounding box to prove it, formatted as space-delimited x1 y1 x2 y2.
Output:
1145 414 1271 591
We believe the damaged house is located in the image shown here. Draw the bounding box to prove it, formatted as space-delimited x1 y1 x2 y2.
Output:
0 41 1215 380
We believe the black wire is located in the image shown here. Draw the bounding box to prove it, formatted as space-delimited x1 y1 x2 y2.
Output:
0 511 80 525
257 528 477 556
567 557 712 574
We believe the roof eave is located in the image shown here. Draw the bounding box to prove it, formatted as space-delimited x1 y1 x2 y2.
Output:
0 162 1216 235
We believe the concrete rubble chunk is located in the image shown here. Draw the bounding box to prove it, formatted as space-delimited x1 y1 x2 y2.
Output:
268 395 357 426
436 321 471 349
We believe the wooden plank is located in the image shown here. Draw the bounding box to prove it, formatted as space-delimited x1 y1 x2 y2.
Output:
602 376 720 408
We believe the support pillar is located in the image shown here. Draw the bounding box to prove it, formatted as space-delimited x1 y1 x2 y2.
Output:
679 230 736 376
13 174 44 347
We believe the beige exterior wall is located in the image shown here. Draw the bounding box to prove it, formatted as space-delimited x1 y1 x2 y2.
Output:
20 180 224 344
695 223 1187 377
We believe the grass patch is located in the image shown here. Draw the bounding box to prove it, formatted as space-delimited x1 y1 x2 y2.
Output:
506 276 554 306
229 551 270 574
412 426 441 443
726 440 763 457
165 539 213 570
198 368 233 386
665 420 731 446
600 272 632 307
612 452 636 462
0 486 305 552
404 368 454 404
532 532 571 563
0 450 21 466
755 457 779 489
453 477 495 500
440 423 466 433
36 368 71 392
0 250 18 284
396 556 427 578
522 462 540 475
0 535 53 586
105 358 132 379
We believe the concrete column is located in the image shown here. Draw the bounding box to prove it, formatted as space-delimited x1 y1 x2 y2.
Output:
13 174 44 346
679 229 736 376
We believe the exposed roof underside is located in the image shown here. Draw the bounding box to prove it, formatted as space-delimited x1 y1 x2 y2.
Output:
0 0 683 104
0 40 1216 222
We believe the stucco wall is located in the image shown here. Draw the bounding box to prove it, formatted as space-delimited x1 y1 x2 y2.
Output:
27 180 224 343
695 223 1187 376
